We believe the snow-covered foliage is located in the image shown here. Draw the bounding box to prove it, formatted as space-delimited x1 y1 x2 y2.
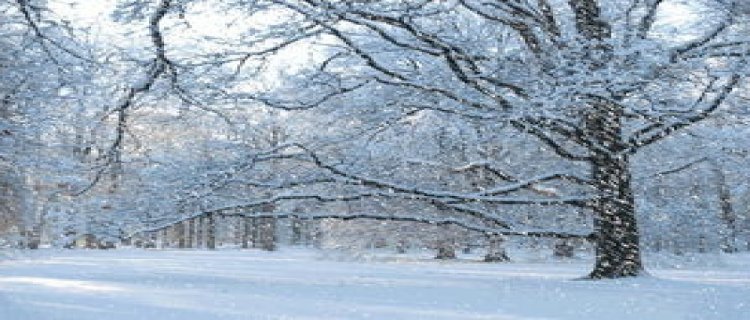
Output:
1 0 749 280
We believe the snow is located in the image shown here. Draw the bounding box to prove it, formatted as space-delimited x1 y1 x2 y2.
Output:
1 249 749 320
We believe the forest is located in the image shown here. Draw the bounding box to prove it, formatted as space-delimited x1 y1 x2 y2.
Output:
1 1 749 319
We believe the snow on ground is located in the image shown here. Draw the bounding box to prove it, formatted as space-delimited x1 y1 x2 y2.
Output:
1 248 748 320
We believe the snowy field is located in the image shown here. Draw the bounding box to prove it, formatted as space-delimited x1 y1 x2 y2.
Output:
1 249 748 320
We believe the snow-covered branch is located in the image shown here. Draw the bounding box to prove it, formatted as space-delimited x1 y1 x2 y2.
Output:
128 211 594 241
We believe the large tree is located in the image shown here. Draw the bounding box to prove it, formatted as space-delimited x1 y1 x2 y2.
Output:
103 0 749 278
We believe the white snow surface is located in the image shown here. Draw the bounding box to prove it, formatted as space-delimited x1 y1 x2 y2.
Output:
1 248 748 320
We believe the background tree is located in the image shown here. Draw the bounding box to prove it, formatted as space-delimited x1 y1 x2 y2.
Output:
1 0 100 247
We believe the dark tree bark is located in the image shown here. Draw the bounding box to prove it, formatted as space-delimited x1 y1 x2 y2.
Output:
585 105 643 278
177 221 186 249
484 235 510 262
251 217 259 248
258 217 276 251
435 245 457 260
160 228 168 249
206 214 216 250
713 165 738 253
196 216 204 248
395 239 408 254
588 156 642 278
435 226 457 260
186 219 194 248
241 217 251 249
291 217 302 245
553 239 575 258
567 0 643 278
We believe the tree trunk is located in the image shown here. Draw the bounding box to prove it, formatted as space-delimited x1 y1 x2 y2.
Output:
160 228 168 249
251 217 259 248
435 233 456 260
435 244 456 260
553 239 575 258
588 153 643 278
713 165 738 253
291 217 302 245
206 214 216 250
435 225 457 259
395 239 407 254
186 219 194 248
241 217 251 249
562 0 642 278
484 235 510 262
177 221 186 249
196 216 204 249
258 217 276 251
584 97 643 278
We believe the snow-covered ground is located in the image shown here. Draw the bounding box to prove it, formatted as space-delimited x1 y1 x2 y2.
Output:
1 248 748 320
